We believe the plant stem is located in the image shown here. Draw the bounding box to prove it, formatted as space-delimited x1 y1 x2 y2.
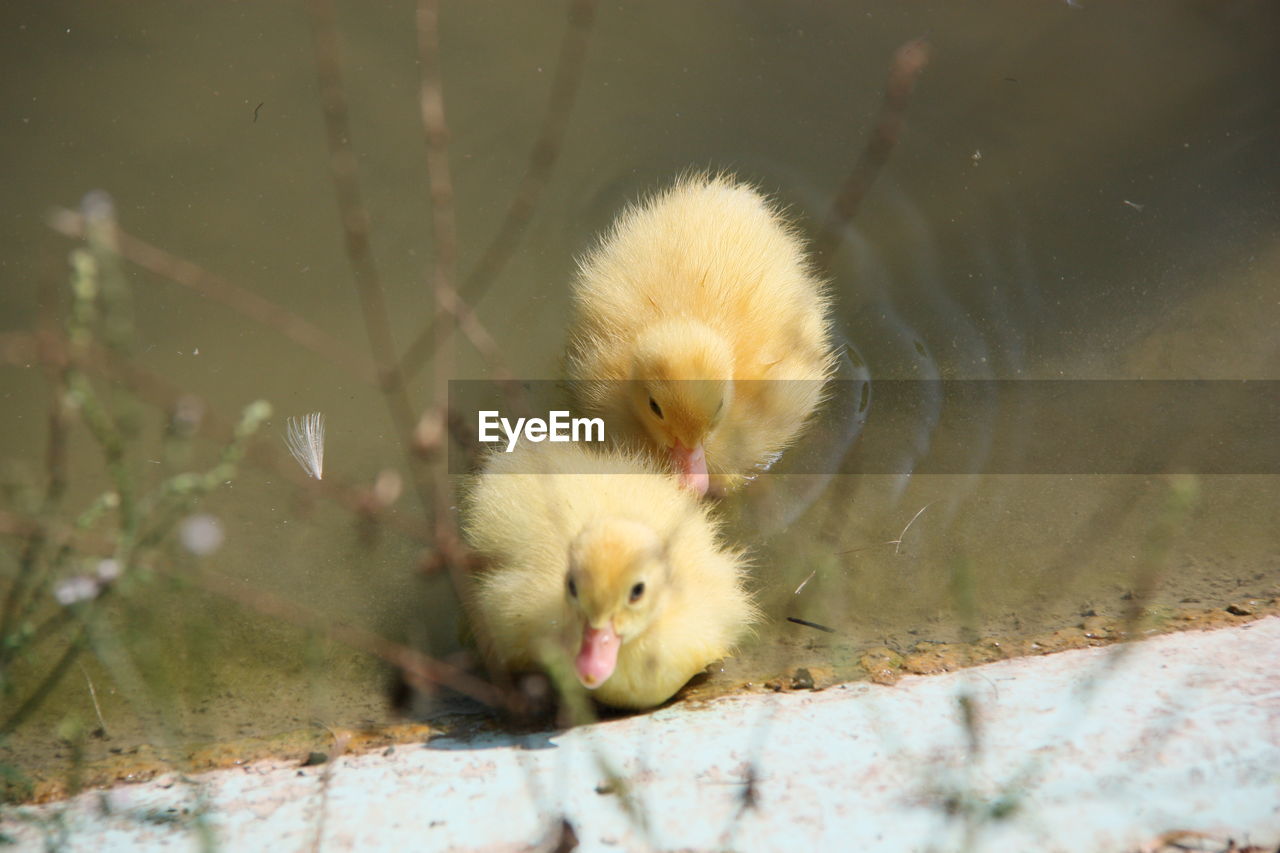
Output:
0 626 87 737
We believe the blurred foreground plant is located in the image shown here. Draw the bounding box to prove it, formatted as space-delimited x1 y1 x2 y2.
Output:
0 193 270 802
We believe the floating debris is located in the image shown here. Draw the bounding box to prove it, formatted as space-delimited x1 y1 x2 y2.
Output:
893 503 932 555
786 617 836 634
285 412 326 480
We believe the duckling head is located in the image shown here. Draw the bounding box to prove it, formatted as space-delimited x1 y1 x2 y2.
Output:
565 518 669 690
629 319 733 495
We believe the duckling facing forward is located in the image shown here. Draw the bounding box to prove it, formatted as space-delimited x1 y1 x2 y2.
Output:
566 173 837 495
462 442 757 710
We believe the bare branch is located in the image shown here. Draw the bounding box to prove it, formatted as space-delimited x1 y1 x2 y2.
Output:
813 37 931 265
48 210 380 386
306 0 441 527
399 0 597 381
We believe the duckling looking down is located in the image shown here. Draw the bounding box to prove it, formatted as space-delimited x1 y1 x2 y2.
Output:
566 173 837 495
463 442 757 710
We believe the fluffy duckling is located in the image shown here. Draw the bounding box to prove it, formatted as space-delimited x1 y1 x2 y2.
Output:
462 442 757 710
566 173 837 495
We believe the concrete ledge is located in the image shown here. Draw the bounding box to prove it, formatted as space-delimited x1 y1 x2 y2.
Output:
7 618 1279 851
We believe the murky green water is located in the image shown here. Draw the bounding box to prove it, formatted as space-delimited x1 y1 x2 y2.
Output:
2 1 1278 793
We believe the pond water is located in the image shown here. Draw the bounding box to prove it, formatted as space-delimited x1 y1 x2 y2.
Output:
1 0 1277 797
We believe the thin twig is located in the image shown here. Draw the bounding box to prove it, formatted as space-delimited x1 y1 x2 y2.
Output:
437 287 521 388
47 210 380 387
39 274 72 517
306 4 415 415
0 332 430 542
0 301 73 656
79 663 108 735
412 0 525 419
0 626 88 736
3 252 126 659
415 0 470 595
399 0 597 381
786 616 836 634
416 0 459 406
308 0 405 392
836 540 899 556
0 507 115 657
414 0 475 471
893 502 932 556
813 37 931 265
306 0 441 537
410 1 526 589
834 503 933 557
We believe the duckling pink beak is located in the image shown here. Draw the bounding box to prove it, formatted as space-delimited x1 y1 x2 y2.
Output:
670 441 709 495
575 623 620 689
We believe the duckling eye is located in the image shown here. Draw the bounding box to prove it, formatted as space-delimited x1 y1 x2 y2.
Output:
567 577 578 598
629 581 645 603
648 397 664 420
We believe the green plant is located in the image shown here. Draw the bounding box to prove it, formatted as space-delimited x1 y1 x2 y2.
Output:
0 196 270 805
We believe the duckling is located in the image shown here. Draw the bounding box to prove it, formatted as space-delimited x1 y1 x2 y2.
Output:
462 441 757 710
566 173 838 495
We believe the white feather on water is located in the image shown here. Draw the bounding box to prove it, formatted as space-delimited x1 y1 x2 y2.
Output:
285 412 325 480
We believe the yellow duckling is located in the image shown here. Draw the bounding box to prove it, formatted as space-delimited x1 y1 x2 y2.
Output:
566 173 837 495
462 442 757 710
